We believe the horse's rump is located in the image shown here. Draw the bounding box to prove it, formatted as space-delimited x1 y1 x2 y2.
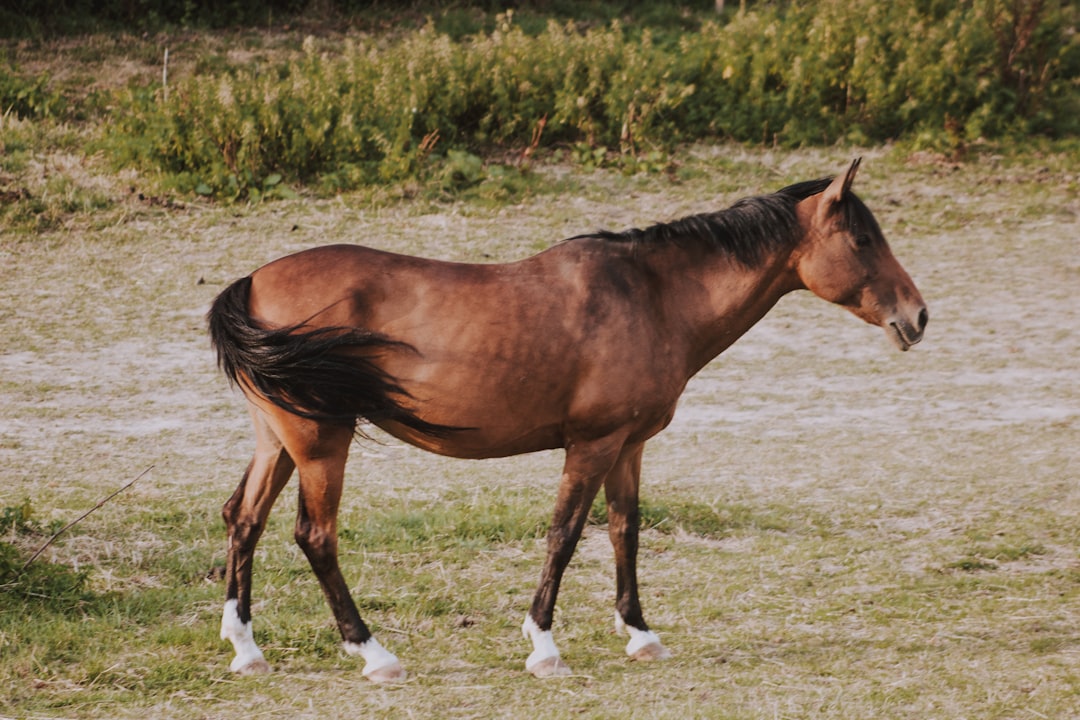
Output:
207 275 454 438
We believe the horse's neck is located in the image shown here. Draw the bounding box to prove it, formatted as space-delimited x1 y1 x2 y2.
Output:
667 247 799 377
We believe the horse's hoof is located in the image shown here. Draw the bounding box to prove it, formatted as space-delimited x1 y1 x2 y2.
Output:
630 642 672 662
235 658 272 675
528 655 572 678
365 660 407 684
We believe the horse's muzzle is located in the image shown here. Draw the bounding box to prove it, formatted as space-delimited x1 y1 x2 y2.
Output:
888 307 928 351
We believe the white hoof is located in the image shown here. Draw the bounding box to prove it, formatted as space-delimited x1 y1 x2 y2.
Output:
365 659 407 683
629 640 673 662
232 657 272 675
527 655 572 678
523 615 571 678
616 612 672 662
345 638 407 683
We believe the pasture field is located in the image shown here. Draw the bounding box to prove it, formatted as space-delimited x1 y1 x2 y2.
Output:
1 143 1078 719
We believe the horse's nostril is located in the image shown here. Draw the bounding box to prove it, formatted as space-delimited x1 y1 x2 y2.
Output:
917 307 928 332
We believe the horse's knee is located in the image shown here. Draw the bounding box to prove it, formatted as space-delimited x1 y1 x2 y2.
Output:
294 521 336 564
544 523 581 564
606 499 640 530
607 516 639 545
221 501 236 527
225 518 265 559
222 464 253 525
222 500 258 535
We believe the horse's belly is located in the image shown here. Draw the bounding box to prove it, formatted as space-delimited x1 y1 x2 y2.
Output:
374 416 565 460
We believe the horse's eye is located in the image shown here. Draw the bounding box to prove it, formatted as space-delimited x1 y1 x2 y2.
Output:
854 234 873 249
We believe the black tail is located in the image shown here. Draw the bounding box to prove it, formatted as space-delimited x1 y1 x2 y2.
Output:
207 276 454 438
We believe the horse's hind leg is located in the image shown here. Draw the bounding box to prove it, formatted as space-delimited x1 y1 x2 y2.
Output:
220 405 295 674
287 419 406 683
605 442 672 662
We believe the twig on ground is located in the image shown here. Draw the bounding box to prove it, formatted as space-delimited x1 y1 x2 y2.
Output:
22 465 153 570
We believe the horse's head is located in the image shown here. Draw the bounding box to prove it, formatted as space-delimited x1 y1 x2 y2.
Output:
793 159 928 351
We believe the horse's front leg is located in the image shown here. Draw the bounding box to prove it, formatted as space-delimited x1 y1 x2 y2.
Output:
220 408 295 674
523 436 625 677
605 442 672 662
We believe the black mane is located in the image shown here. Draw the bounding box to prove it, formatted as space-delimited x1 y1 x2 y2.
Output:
573 176 874 267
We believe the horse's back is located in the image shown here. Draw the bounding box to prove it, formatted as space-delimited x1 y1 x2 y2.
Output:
247 241 616 336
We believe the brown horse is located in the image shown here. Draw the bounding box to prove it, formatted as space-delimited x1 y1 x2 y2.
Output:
208 160 927 682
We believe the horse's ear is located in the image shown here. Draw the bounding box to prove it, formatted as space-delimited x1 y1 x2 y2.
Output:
819 158 861 212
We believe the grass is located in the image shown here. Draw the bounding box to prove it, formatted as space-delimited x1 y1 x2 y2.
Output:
2 30 1079 719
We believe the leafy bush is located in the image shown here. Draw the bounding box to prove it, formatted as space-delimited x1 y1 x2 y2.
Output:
106 0 1078 199
0 498 36 534
676 0 1079 147
110 19 695 199
0 66 66 119
0 497 66 536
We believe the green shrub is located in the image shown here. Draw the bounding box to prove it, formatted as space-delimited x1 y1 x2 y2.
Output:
106 1 1078 199
0 498 36 534
109 19 697 199
677 0 1079 147
0 497 65 536
0 67 66 119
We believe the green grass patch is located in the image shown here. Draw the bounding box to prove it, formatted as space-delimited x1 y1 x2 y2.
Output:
338 487 550 551
0 542 91 611
0 500 88 611
588 493 803 538
332 487 812 554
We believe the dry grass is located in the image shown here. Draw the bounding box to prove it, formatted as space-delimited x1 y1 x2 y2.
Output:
1 143 1078 718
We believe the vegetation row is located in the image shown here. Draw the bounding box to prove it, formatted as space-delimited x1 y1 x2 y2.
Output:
2 0 1078 200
